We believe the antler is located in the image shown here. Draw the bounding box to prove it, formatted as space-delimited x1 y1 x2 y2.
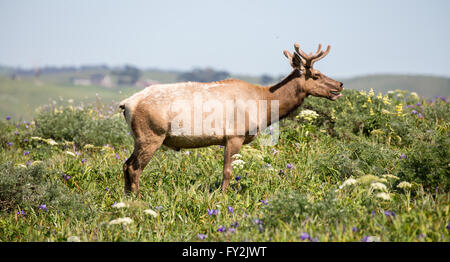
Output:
294 43 331 68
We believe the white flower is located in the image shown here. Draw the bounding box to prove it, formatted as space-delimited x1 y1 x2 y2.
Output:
144 209 158 217
298 110 319 122
67 236 81 242
397 181 412 189
109 217 133 225
382 174 399 180
65 151 76 157
112 202 129 209
232 154 242 160
45 139 58 146
376 192 391 201
231 159 245 169
370 182 387 191
339 178 357 189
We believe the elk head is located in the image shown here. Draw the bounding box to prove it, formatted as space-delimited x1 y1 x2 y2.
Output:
283 43 343 100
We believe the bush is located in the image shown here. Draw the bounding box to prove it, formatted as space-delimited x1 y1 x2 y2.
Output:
0 162 89 216
33 105 132 147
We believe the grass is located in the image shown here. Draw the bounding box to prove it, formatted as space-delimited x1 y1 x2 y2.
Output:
0 89 449 242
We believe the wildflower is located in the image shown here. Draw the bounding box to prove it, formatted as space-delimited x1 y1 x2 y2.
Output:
300 233 312 241
184 151 190 155
231 221 239 228
228 228 236 233
382 95 391 105
376 192 391 201
359 90 367 96
197 234 207 240
339 178 357 189
446 224 450 230
417 113 424 119
65 151 76 157
370 182 387 191
382 174 399 180
207 209 218 216
217 226 226 233
367 97 372 104
411 110 418 115
115 153 120 160
397 181 412 189
395 103 403 116
278 169 285 176
352 227 359 232
260 199 268 205
265 163 274 170
45 139 58 146
231 159 245 169
235 175 241 182
416 102 421 106
81 158 87 164
227 206 234 214
112 202 129 209
38 204 47 211
6 116 11 120
105 187 109 192
368 88 375 97
384 210 396 218
377 92 383 99
24 151 30 156
369 108 374 115
25 160 32 166
62 174 71 181
17 210 26 216
298 109 319 122
109 217 133 225
232 154 242 159
371 210 375 217
400 153 407 159
7 142 12 147
362 236 380 242
286 163 294 169
144 209 158 217
67 236 81 242
271 148 279 155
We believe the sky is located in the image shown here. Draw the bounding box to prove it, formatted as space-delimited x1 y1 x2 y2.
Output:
0 0 449 78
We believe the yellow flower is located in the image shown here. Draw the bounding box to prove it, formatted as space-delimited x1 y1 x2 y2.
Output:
396 103 403 116
370 108 374 116
383 95 391 105
368 88 375 97
377 92 383 99
367 97 372 104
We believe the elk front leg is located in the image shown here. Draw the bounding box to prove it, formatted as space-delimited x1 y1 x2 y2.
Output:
222 136 245 192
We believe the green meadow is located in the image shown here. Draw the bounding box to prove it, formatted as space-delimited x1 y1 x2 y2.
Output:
0 86 448 242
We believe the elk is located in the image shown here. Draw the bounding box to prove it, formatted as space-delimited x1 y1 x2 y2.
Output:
119 43 343 195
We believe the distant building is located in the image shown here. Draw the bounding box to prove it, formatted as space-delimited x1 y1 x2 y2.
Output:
72 74 114 87
135 79 160 87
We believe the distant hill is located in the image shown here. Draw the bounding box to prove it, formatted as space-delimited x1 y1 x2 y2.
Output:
339 74 450 98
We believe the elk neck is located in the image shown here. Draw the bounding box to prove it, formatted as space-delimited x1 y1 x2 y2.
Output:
265 69 307 124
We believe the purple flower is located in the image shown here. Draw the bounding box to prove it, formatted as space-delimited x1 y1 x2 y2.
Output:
260 199 268 205
23 138 28 142
6 116 11 121
286 164 294 169
197 234 207 240
352 227 359 232
14 131 19 135
62 174 71 181
217 226 226 233
115 153 120 160
400 153 407 159
411 110 418 115
81 158 87 164
38 204 47 211
231 221 239 228
300 233 312 241
227 206 234 214
7 142 12 147
384 210 396 218
25 160 32 166
17 210 26 216
271 148 279 155
416 102 421 106
371 210 376 217
105 187 109 192
24 151 30 156
417 113 423 119
362 236 369 242
440 96 448 102
446 224 450 230
235 175 241 182
228 228 236 233
278 169 285 176
207 208 218 216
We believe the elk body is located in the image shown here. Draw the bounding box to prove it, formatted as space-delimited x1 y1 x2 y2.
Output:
120 43 343 195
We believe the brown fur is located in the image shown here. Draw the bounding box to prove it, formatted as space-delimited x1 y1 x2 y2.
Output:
121 43 343 195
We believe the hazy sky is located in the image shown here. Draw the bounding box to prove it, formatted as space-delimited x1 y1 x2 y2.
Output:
1 0 449 77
